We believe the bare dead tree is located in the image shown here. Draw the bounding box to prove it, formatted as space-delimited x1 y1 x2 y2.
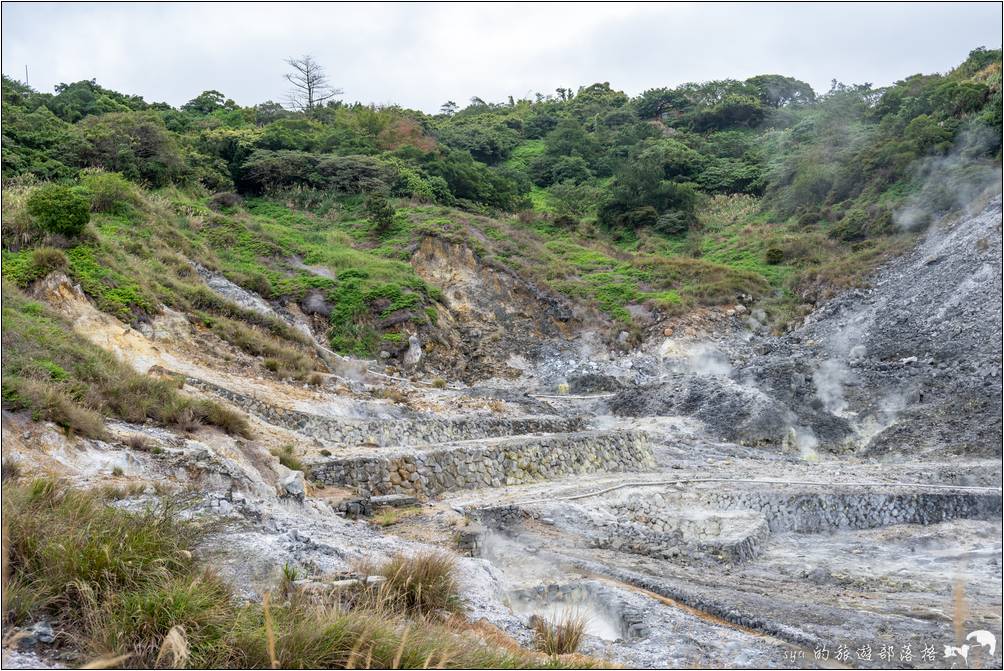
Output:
284 55 341 111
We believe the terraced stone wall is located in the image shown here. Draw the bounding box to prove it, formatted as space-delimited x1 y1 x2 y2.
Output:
188 377 583 446
307 430 655 497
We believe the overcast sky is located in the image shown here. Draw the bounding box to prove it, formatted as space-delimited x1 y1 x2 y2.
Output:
2 2 1001 113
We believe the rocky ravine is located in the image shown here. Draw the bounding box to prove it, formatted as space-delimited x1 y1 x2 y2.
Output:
3 195 1002 668
609 193 1004 459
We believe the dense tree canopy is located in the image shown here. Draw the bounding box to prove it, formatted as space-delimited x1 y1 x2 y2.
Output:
2 47 1000 237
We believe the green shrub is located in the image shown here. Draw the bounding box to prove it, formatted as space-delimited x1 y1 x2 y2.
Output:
365 192 396 236
623 206 659 229
829 207 893 242
796 208 822 227
74 112 184 187
765 247 785 265
654 210 690 235
79 169 140 213
26 184 90 236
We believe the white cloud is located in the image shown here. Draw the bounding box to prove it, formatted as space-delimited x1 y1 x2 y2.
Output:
2 2 1000 113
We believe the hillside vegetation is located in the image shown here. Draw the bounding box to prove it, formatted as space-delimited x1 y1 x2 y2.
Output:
2 48 1001 362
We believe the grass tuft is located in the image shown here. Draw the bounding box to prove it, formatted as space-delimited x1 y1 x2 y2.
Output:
530 612 587 656
270 444 303 472
362 551 461 618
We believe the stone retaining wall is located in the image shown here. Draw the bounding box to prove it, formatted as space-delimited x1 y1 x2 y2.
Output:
687 487 1001 533
598 501 772 563
307 430 654 497
188 377 583 446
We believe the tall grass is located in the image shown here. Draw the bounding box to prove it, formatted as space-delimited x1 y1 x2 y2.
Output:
2 478 602 669
3 479 199 627
365 552 461 617
530 612 587 656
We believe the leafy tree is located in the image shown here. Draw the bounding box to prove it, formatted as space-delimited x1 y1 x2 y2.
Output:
435 116 519 164
1 103 76 180
314 155 393 194
549 155 592 184
182 90 234 115
654 210 690 235
523 109 560 139
44 80 147 122
569 82 629 120
256 117 323 151
694 157 763 194
903 114 953 154
424 150 528 210
238 149 321 192
692 95 765 131
745 75 815 108
599 140 701 231
238 150 392 194
543 119 598 160
253 101 291 126
676 79 750 107
74 112 184 186
634 87 690 119
549 180 602 218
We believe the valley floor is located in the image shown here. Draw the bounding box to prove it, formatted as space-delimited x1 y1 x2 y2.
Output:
3 198 1002 669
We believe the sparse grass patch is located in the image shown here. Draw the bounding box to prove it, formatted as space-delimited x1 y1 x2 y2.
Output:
3 478 199 628
1 282 251 438
271 444 303 472
195 313 314 380
370 506 421 528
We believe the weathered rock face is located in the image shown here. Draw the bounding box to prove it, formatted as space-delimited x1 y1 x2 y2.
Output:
307 430 655 497
801 195 1004 457
609 194 1004 456
597 502 771 564
194 263 276 318
409 236 581 381
608 374 808 446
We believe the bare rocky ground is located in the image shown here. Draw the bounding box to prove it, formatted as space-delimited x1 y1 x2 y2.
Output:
4 195 1003 669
